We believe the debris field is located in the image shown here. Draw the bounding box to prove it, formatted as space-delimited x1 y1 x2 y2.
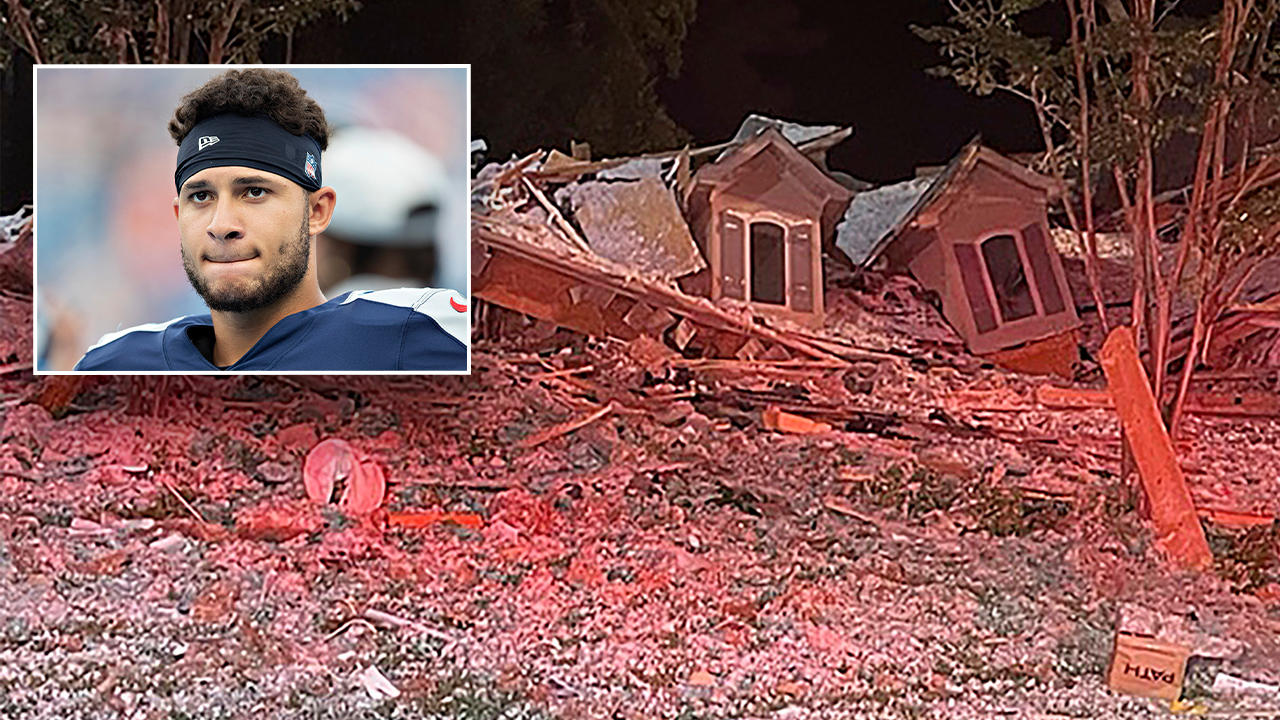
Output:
0 256 1279 718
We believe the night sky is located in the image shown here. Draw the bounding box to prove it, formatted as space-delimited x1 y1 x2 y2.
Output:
1 54 33 211
292 0 1050 183
656 0 1045 183
2 1 1061 210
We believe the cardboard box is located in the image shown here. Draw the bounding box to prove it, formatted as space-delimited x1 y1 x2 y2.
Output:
1107 632 1192 700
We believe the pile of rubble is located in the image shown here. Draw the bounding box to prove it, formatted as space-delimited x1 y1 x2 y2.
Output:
0 318 1277 718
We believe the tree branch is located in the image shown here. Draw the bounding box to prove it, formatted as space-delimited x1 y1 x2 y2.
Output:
154 0 170 63
1065 0 1109 332
5 0 45 64
1155 0 1186 28
1100 0 1131 22
207 0 245 64
994 83 1071 130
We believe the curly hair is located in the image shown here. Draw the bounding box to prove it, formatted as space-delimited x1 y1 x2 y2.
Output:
168 69 330 150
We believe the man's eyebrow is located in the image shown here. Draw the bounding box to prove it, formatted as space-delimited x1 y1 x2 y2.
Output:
181 175 283 194
231 175 282 187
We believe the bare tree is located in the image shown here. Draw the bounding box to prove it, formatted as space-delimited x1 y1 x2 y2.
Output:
916 0 1280 437
0 0 361 65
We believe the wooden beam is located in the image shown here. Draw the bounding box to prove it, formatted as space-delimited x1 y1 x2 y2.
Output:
472 219 849 363
672 317 697 350
517 402 616 449
1037 384 1280 418
1099 326 1213 572
623 301 655 330
736 338 767 361
471 242 492 278
520 175 591 254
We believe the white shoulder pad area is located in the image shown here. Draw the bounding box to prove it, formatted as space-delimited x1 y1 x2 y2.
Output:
342 287 470 346
84 316 186 353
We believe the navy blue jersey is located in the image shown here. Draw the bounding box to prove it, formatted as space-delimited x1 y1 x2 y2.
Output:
74 289 469 372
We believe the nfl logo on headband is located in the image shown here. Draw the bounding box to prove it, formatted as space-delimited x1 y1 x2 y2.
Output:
304 153 317 181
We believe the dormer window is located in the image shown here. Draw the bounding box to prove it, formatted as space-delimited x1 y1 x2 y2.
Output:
749 220 786 305
981 233 1036 323
686 126 852 326
954 222 1068 335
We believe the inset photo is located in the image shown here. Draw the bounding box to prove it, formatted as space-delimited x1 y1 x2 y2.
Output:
35 65 470 373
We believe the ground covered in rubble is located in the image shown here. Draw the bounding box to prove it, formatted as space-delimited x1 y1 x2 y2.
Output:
0 338 1278 719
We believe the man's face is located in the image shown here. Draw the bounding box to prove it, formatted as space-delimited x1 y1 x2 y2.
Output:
175 166 312 314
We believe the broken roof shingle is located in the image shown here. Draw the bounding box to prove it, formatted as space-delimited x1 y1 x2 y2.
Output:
557 176 706 280
730 114 842 146
835 137 1061 268
597 157 666 181
834 176 935 266
1 207 32 243
718 114 851 162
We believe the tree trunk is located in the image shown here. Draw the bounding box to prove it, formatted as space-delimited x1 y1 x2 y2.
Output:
154 0 170 63
5 0 46 64
177 21 190 64
1065 0 1109 332
207 0 245 64
1157 0 1255 428
1132 0 1159 383
1113 164 1146 354
1169 287 1210 436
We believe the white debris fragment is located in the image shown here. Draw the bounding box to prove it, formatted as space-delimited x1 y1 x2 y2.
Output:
148 533 186 552
0 207 31 242
1212 671 1280 697
120 518 156 533
356 664 401 700
68 518 111 536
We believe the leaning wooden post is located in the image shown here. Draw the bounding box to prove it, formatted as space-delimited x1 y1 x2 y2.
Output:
1100 326 1213 571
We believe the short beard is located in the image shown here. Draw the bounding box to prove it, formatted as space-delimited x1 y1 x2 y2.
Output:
183 212 311 314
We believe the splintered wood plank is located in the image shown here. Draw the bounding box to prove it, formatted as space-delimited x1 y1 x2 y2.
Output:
624 301 655 330
672 317 698 351
643 306 676 334
518 402 616 449
736 338 767 361
474 251 621 339
761 343 792 361
1037 384 1113 409
1099 326 1213 572
35 376 83 418
1037 384 1280 418
762 406 832 434
569 284 616 308
471 242 492 278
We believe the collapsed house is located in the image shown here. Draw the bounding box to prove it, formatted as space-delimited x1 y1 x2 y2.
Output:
835 138 1082 374
470 121 1083 373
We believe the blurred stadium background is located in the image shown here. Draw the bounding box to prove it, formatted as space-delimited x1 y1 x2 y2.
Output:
35 66 468 371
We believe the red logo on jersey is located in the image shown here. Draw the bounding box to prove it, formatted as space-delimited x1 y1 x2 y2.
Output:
450 297 467 313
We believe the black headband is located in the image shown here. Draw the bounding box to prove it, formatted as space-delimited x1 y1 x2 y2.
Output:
175 114 322 192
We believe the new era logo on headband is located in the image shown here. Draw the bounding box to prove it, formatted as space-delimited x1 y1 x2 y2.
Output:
304 153 317 181
198 136 220 151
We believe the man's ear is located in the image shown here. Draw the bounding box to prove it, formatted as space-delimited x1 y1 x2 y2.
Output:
308 187 337 236
172 197 180 220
